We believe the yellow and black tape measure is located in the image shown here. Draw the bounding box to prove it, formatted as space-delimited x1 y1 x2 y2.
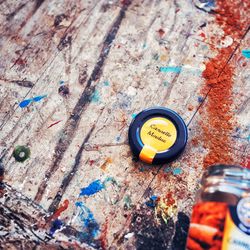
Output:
128 107 188 164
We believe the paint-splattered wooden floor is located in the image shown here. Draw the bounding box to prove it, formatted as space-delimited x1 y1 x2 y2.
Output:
0 0 249 249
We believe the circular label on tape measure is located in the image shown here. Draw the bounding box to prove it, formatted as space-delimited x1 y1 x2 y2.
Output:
140 117 177 152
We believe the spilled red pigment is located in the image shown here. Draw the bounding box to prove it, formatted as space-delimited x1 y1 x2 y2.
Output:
47 199 69 222
201 0 249 167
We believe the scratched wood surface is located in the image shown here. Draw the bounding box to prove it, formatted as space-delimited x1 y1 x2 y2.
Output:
0 0 249 249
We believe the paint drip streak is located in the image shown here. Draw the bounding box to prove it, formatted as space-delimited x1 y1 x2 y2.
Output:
47 126 95 213
201 1 249 167
37 2 131 208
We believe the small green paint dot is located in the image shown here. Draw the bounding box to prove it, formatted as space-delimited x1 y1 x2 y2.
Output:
13 146 30 162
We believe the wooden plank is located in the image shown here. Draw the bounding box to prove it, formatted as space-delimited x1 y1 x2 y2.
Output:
0 0 249 249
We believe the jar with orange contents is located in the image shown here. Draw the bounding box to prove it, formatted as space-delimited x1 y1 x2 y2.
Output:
186 164 250 250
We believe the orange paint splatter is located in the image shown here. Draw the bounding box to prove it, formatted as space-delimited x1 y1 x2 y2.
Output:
201 1 249 167
100 157 112 171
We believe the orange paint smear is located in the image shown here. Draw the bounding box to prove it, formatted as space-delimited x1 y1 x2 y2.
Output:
201 0 249 167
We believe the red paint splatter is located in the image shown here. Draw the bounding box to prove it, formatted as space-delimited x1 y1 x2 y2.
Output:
47 199 69 222
200 1 249 167
158 28 165 38
199 32 206 41
15 58 27 66
47 120 62 128
99 218 109 250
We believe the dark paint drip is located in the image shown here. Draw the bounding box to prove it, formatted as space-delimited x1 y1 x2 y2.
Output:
57 35 72 51
12 80 34 88
6 3 27 21
33 0 45 14
47 127 95 213
58 85 70 97
54 14 67 27
36 2 131 210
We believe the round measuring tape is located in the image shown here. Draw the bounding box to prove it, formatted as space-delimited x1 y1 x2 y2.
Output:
128 107 188 164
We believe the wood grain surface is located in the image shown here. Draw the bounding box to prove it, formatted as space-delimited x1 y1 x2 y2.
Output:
0 0 249 249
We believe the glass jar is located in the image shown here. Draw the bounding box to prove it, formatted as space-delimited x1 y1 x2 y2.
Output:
186 164 250 250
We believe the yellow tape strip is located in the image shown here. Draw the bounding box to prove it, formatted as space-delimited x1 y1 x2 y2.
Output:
139 145 157 164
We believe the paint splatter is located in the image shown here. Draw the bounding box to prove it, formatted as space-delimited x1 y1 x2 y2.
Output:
48 120 62 128
131 113 137 119
13 145 30 162
142 42 147 49
159 66 182 73
124 195 132 210
47 199 69 222
164 167 172 173
103 80 110 86
19 95 47 108
153 53 159 61
100 157 112 171
145 195 158 208
80 180 104 197
91 90 100 103
155 193 177 224
75 201 99 239
242 49 250 59
197 96 204 103
59 80 65 85
172 168 182 175
49 218 64 236
163 81 169 87
58 85 70 97
158 28 165 37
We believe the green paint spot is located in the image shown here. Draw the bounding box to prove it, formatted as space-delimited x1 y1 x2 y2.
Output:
91 90 100 103
124 195 132 210
13 146 30 162
153 53 159 61
103 81 110 86
163 81 169 86
103 177 119 187
142 42 147 49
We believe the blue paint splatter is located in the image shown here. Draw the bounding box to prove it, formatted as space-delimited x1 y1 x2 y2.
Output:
131 113 137 119
142 42 147 49
164 167 172 173
198 96 204 103
242 50 250 59
172 168 182 175
103 81 110 86
116 135 121 142
91 90 100 103
247 135 250 142
19 95 47 108
49 219 63 236
59 80 65 85
80 180 104 197
75 201 99 239
145 195 158 208
159 66 182 73
33 95 47 102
